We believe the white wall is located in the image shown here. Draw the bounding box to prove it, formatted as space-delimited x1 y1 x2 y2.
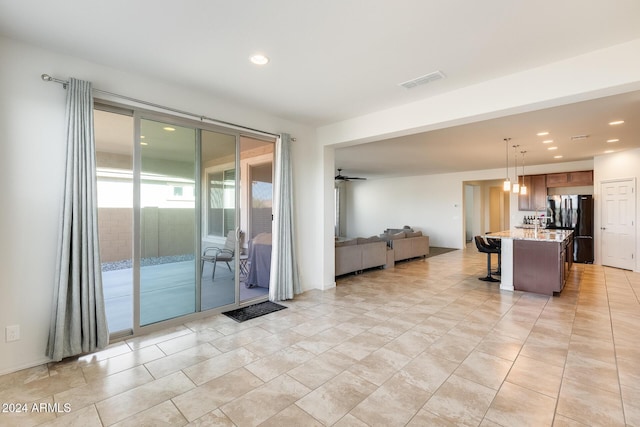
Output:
464 185 479 241
3 33 640 376
594 148 640 271
0 36 319 375
319 38 640 296
345 160 595 249
345 152 639 270
318 38 640 147
345 175 463 247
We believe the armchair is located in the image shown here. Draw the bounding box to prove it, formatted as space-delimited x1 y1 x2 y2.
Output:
201 230 244 280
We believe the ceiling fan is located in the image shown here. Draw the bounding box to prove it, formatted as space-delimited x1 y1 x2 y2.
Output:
334 168 367 181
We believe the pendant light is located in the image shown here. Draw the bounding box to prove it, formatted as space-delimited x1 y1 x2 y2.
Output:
512 144 520 193
503 138 511 191
520 150 528 195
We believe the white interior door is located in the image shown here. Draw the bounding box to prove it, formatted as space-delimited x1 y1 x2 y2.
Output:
600 179 636 270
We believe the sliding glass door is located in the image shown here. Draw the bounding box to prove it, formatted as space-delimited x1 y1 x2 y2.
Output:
96 106 273 334
201 130 239 311
138 118 198 325
95 108 134 333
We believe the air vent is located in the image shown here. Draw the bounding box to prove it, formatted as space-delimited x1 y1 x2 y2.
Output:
399 70 446 89
570 134 589 141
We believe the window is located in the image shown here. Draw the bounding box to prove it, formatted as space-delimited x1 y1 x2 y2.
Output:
249 162 273 239
207 168 236 237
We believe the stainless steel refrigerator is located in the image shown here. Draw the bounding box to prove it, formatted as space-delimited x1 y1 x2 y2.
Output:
546 194 594 263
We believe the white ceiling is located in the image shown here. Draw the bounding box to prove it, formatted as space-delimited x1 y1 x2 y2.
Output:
2 0 640 178
335 90 640 179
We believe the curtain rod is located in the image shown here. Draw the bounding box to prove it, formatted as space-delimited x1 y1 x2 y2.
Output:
41 73 281 139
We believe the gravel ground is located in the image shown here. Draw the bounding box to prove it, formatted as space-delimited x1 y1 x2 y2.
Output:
102 254 195 271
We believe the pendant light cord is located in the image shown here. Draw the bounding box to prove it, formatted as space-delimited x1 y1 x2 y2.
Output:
504 138 511 178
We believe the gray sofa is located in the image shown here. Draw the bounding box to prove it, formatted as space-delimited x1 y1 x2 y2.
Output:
335 236 387 276
381 229 429 261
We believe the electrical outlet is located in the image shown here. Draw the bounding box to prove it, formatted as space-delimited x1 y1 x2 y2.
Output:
6 325 20 342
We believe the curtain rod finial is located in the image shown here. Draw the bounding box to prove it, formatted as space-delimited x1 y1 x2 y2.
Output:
41 74 52 81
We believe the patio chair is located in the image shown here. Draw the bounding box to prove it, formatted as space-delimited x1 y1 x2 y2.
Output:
201 230 244 280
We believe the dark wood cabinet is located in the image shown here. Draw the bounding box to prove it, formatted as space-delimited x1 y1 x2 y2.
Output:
518 174 547 211
567 170 593 186
513 235 572 295
564 234 573 279
519 170 593 211
546 170 593 188
545 173 567 187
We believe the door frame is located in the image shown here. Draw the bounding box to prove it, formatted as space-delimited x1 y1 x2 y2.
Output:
96 100 275 339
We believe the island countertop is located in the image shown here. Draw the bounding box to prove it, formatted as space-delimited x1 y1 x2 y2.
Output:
485 228 574 295
487 229 573 242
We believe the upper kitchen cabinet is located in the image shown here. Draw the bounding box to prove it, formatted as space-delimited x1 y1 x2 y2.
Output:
518 174 547 211
546 170 593 188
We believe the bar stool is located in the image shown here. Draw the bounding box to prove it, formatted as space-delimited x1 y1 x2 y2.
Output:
485 237 501 275
474 235 500 282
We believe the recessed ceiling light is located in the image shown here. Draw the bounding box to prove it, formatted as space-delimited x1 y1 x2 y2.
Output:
606 139 620 143
250 54 269 65
554 155 563 159
542 139 553 144
548 146 558 150
609 120 624 125
163 127 176 132
140 135 145 139
604 150 614 154
140 141 148 146
537 131 549 136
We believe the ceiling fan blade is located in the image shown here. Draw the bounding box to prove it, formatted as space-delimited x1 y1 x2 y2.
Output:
335 168 366 181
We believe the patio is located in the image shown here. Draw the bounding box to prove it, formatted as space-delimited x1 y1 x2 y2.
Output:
102 259 269 332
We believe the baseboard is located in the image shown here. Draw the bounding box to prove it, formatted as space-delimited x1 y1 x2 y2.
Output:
0 356 51 377
323 281 337 290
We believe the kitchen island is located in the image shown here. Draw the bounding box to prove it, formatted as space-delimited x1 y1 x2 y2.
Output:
487 229 574 295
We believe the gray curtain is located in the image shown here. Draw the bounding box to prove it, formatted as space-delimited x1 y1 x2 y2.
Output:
47 78 109 361
269 133 301 301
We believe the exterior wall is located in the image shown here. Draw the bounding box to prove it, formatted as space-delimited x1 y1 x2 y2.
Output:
98 208 133 262
99 207 196 263
147 208 195 258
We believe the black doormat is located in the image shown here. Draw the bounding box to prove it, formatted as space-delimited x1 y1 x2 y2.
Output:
223 301 287 322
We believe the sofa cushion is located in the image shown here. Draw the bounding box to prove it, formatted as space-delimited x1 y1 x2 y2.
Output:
392 235 429 261
335 239 357 247
384 227 413 235
405 231 422 238
389 232 406 240
357 236 382 244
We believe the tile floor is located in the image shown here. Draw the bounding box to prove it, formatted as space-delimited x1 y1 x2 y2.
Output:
1 247 639 426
